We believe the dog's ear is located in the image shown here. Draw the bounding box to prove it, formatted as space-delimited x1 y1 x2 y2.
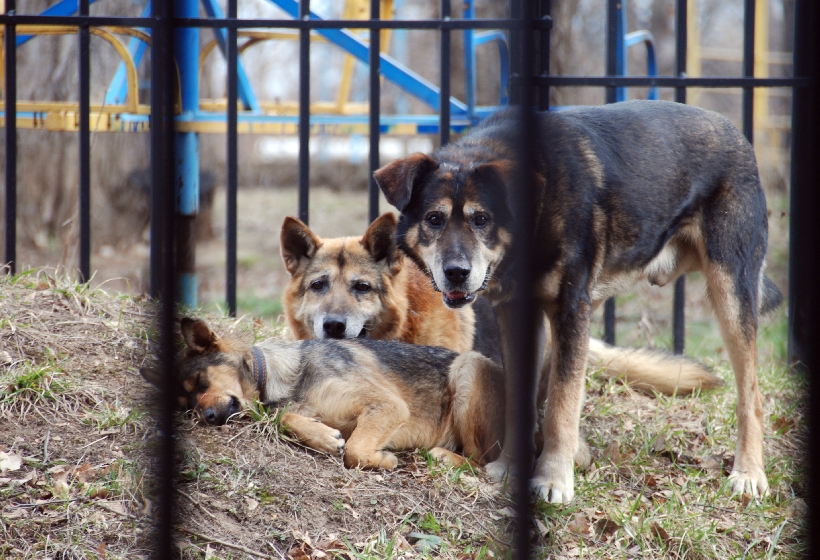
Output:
280 216 321 276
473 159 515 187
361 213 398 264
139 365 163 388
373 153 439 212
180 317 218 354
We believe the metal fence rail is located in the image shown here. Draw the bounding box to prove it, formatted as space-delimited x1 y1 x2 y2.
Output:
0 1 816 558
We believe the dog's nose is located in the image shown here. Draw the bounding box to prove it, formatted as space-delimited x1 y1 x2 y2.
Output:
444 263 471 282
323 318 347 339
203 408 217 424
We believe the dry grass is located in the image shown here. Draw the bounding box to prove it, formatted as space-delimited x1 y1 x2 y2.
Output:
0 267 806 559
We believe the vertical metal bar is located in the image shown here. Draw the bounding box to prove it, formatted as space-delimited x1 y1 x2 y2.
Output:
508 0 520 105
150 0 177 556
511 1 538 557
789 1 820 552
226 0 238 316
742 0 755 142
368 0 381 222
462 0 476 122
615 0 627 102
603 0 618 344
174 0 200 308
538 0 551 111
439 0 450 147
3 0 16 275
298 0 310 224
673 0 688 354
78 0 91 282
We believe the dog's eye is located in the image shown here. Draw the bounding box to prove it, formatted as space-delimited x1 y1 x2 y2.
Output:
310 280 325 291
473 213 489 227
426 212 444 228
353 282 371 293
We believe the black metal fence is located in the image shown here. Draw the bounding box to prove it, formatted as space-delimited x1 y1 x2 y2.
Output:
1 1 817 558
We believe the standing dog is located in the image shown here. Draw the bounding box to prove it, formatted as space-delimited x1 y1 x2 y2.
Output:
280 213 717 397
374 100 781 502
141 318 506 468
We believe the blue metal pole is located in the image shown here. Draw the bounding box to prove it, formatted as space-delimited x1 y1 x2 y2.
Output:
463 0 476 122
175 0 200 308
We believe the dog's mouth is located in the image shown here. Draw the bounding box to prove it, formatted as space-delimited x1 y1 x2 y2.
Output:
442 291 476 308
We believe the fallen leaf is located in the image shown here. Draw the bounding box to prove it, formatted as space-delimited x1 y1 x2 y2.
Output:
0 350 12 364
535 518 549 537
245 497 259 512
342 503 359 519
772 416 795 435
594 517 620 538
568 512 591 536
52 479 70 499
74 464 96 482
787 498 808 519
701 455 723 470
0 452 22 473
496 506 515 518
96 542 107 559
652 434 667 453
603 441 622 465
650 522 670 543
89 487 108 499
740 493 752 509
1 507 26 519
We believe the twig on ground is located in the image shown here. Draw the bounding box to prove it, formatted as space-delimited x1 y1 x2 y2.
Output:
176 489 219 521
177 526 270 559
43 428 51 465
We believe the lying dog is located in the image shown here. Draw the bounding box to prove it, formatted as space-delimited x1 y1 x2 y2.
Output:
140 318 719 471
280 212 717 399
375 100 781 501
141 318 505 468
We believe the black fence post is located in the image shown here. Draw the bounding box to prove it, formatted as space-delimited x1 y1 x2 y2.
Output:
298 0 310 224
439 0 451 148
742 0 756 143
150 0 178 556
78 0 91 282
226 0 238 316
789 0 820 554
602 0 619 346
3 0 16 275
368 0 381 223
672 0 687 354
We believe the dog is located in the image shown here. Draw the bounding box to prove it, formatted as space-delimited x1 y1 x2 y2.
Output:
140 317 506 469
140 318 718 472
280 213 717 398
374 100 782 502
280 213 500 361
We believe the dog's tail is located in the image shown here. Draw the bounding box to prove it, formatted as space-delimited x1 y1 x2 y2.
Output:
587 338 723 396
760 275 783 316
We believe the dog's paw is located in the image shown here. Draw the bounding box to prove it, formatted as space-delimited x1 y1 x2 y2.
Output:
531 453 575 504
485 457 514 482
376 451 399 470
728 467 769 498
429 447 467 468
308 422 346 455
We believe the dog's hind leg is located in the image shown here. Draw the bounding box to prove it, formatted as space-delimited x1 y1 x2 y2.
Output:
343 402 410 470
449 352 506 466
705 264 768 497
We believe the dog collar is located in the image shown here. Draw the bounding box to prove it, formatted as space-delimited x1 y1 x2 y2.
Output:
251 345 267 399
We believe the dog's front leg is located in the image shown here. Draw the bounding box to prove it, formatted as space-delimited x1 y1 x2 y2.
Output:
280 412 346 456
484 302 547 482
531 295 591 503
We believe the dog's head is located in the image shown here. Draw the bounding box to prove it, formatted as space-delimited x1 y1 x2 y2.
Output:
140 318 256 425
374 153 515 308
281 213 408 340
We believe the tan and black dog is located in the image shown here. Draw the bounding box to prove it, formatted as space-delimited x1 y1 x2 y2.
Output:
374 100 782 502
141 317 506 469
280 212 719 397
140 318 719 471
